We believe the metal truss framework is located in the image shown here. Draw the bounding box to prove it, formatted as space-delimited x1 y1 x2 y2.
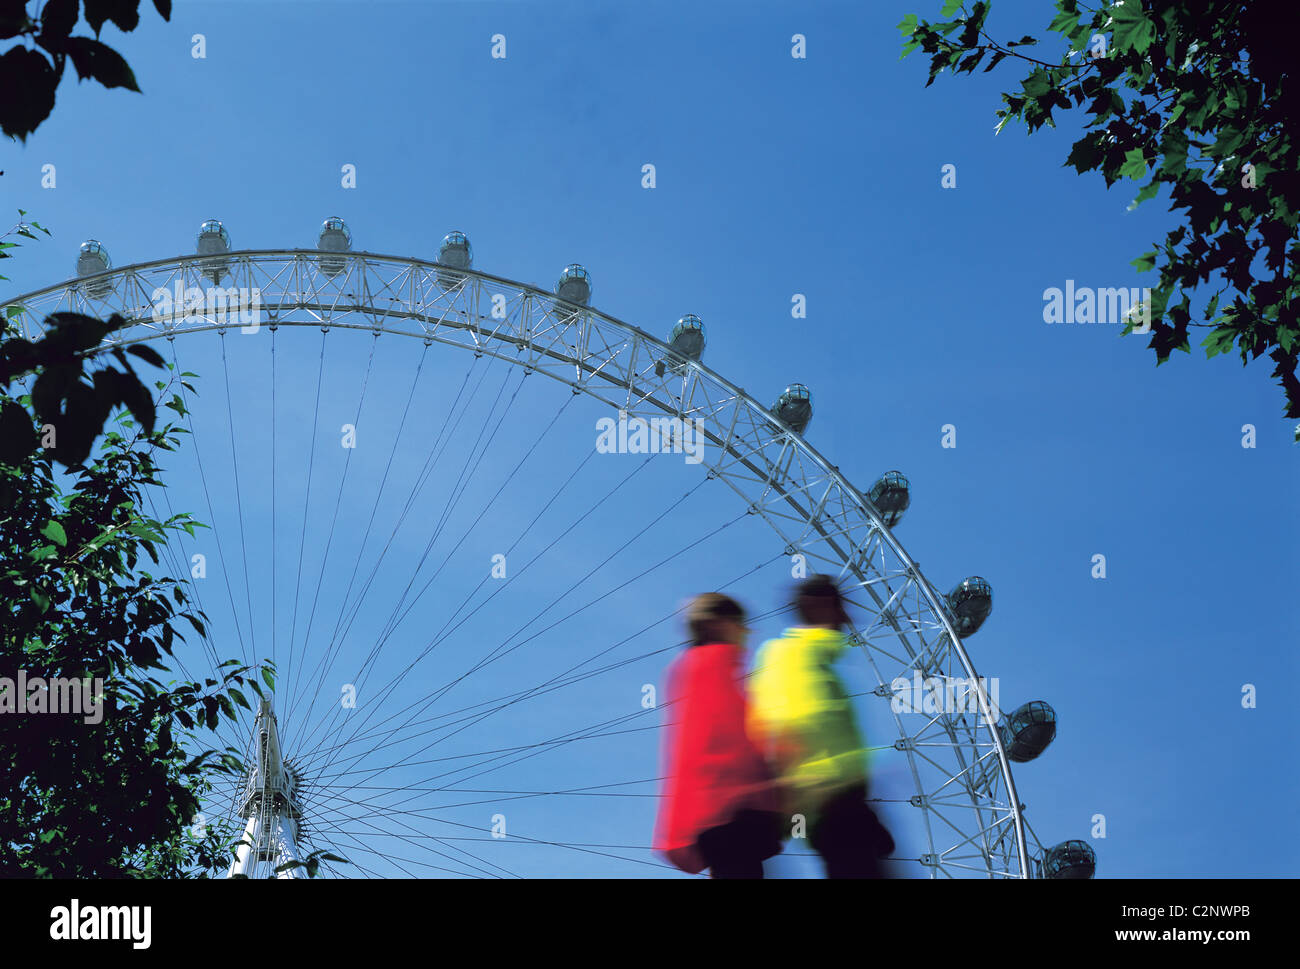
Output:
7 250 1047 878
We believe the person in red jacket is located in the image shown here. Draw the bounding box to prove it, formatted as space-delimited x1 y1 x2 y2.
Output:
653 593 783 877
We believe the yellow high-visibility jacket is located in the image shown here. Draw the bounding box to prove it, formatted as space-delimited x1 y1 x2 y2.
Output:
747 627 868 823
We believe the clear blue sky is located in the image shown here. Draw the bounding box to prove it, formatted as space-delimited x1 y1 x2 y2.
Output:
3 0 1296 878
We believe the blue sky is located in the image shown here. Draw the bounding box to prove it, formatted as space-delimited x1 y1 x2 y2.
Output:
3 0 1296 878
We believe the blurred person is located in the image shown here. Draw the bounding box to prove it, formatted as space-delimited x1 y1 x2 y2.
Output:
748 575 895 878
653 593 783 878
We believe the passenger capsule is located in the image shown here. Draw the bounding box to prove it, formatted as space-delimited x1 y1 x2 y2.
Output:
436 230 472 290
1042 840 1096 879
944 576 992 636
555 264 591 307
868 471 910 527
76 240 112 298
1000 700 1057 762
658 314 706 376
772 383 813 434
317 217 352 277
197 219 232 283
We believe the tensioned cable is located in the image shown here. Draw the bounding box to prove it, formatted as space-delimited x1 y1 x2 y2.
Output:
296 555 785 782
291 783 520 879
300 450 653 782
282 345 498 749
287 344 430 739
167 339 250 668
297 791 677 873
359 363 520 665
304 599 800 824
270 328 277 675
217 330 259 663
293 384 573 761
283 329 380 731
283 329 329 720
294 362 524 749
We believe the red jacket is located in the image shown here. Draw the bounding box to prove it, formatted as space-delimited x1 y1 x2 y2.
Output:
653 642 780 874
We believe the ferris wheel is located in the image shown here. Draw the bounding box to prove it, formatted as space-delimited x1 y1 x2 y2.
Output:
5 219 1097 880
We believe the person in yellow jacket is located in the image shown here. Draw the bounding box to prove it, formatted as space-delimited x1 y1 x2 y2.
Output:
748 574 894 878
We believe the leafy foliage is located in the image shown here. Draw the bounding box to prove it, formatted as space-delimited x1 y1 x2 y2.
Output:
0 300 274 877
0 210 51 285
900 0 1300 417
1 0 172 140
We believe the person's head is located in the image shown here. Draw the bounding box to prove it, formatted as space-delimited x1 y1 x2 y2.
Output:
686 593 749 647
794 574 850 629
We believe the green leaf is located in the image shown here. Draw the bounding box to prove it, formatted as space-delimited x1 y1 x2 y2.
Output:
41 520 67 546
1131 250 1157 272
1111 3 1155 55
1118 147 1148 178
127 522 165 543
1022 69 1053 97
1127 181 1160 210
1202 327 1236 359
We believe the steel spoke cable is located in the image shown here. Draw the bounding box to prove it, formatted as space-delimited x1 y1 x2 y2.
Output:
291 344 429 723
431 497 741 705
217 330 260 664
301 451 654 781
270 328 277 675
294 558 786 780
295 794 677 873
333 499 749 792
295 599 786 789
300 440 633 774
282 351 486 753
369 550 783 780
283 330 329 717
293 385 573 760
289 349 502 744
293 363 527 753
302 802 505 879
308 599 799 813
307 827 431 879
300 798 673 875
361 364 520 662
311 703 665 799
283 330 380 732
299 822 491 879
165 339 250 668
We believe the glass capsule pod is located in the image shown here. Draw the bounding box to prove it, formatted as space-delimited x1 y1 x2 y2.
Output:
659 314 706 375
317 217 352 277
555 263 591 308
999 700 1057 763
868 470 910 527
773 383 813 434
436 230 473 291
1042 840 1096 879
197 219 232 284
945 576 992 637
75 240 112 299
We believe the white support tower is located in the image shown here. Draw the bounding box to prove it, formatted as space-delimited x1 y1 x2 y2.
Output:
228 698 304 879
